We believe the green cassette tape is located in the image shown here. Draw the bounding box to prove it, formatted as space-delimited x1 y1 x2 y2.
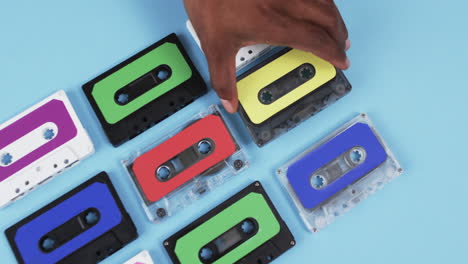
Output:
83 33 207 146
164 181 295 264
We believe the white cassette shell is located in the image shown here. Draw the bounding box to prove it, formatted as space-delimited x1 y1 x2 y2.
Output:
0 90 94 208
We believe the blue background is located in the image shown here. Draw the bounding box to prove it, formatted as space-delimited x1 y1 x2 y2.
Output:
0 0 466 263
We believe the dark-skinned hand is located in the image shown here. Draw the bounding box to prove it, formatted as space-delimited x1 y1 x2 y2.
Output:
184 0 350 113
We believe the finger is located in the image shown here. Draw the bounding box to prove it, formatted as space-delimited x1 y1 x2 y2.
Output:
204 46 239 113
257 22 349 69
280 0 348 50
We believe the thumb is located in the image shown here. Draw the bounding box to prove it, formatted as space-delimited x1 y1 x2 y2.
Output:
204 48 238 113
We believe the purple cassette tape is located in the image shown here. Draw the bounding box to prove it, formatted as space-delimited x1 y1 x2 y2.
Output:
277 114 403 232
0 90 94 208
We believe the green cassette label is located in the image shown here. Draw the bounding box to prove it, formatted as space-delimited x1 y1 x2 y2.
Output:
91 42 193 124
165 182 295 264
174 192 280 263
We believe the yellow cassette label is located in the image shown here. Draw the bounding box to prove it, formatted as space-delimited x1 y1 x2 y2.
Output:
237 49 337 124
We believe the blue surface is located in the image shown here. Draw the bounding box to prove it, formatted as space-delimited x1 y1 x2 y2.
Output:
0 0 466 263
287 122 388 209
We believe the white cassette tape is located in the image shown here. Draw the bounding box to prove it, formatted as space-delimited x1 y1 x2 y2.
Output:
0 90 94 208
186 20 272 71
123 250 154 264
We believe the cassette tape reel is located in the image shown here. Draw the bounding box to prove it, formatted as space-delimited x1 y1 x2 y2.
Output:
0 90 94 208
83 33 207 147
123 105 248 223
277 114 403 232
186 20 272 71
164 181 295 264
123 250 154 264
237 48 352 147
5 172 138 264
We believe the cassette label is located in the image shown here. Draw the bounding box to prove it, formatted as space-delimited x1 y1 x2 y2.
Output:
236 48 351 147
123 250 154 264
125 106 248 222
5 172 138 264
132 114 236 202
164 181 295 264
83 33 207 146
277 114 403 231
0 90 94 207
238 49 336 124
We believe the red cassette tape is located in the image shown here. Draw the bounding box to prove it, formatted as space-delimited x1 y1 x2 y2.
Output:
133 115 236 202
126 106 248 222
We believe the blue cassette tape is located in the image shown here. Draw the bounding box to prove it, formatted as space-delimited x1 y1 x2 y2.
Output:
277 114 403 232
5 172 138 264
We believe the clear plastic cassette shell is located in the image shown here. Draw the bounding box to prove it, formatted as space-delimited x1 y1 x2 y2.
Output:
277 113 403 232
122 105 248 223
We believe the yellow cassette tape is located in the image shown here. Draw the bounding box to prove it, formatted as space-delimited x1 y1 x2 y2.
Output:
236 48 352 147
237 49 337 124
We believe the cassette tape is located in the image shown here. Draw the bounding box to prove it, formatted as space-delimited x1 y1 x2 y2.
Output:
277 114 403 232
5 172 138 264
123 105 248 223
237 48 352 147
123 250 154 264
0 90 94 208
83 33 207 146
186 20 273 71
164 181 295 264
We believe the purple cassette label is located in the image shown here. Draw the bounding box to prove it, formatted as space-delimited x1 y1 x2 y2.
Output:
286 122 388 209
0 99 77 182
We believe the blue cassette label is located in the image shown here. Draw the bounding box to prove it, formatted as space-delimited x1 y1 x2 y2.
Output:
13 181 123 264
286 122 388 209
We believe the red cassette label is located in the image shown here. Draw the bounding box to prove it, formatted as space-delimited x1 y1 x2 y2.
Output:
132 114 236 202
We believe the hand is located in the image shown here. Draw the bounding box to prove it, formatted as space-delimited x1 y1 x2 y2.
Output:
184 0 350 113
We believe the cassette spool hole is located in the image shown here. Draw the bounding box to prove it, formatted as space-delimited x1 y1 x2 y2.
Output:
157 69 170 81
156 165 172 181
241 219 255 234
259 90 273 104
349 147 366 165
1 153 13 166
84 209 100 226
300 64 315 80
40 236 56 252
43 128 55 140
311 175 326 189
199 247 214 261
197 140 213 155
116 93 129 105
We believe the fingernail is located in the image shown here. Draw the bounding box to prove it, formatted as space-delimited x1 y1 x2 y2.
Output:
345 39 351 51
221 99 235 113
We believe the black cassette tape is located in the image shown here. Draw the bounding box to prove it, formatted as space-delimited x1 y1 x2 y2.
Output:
5 172 138 264
236 48 352 147
83 33 207 146
164 181 295 264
